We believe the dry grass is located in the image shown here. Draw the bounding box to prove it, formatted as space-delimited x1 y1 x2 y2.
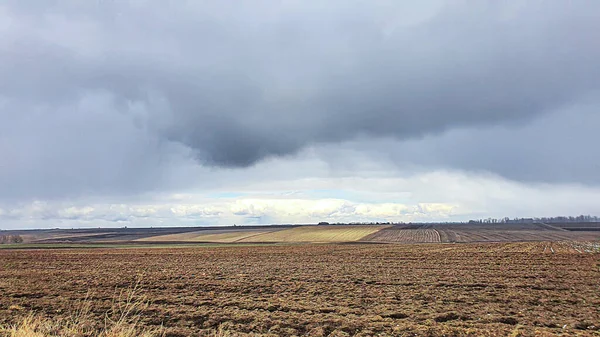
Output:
0 315 158 337
0 284 161 337
239 225 390 242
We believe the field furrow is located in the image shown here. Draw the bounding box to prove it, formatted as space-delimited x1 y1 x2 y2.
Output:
1 243 598 336
362 228 441 243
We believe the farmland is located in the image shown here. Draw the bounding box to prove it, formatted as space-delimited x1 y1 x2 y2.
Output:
3 222 599 245
363 228 441 243
237 225 390 243
1 242 599 336
135 225 389 244
137 228 283 243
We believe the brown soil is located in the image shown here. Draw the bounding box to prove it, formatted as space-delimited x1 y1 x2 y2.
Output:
1 243 599 336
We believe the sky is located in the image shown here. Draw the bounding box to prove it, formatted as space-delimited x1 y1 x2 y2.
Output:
1 1 599 229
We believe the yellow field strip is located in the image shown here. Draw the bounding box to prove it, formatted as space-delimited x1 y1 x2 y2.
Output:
239 225 391 243
136 230 279 242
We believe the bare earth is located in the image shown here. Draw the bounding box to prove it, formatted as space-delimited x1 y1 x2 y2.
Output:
1 242 599 336
6 223 599 244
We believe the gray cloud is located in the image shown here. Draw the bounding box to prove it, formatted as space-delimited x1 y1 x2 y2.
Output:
316 99 600 184
0 92 193 200
1 1 600 201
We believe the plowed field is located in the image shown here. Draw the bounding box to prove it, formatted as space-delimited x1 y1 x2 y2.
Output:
7 224 600 245
362 228 441 243
360 225 600 244
1 242 599 336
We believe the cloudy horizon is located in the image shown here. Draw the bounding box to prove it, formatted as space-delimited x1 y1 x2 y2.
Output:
1 1 599 229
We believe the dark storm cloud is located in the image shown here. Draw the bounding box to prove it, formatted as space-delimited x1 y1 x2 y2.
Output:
321 101 600 184
1 1 600 199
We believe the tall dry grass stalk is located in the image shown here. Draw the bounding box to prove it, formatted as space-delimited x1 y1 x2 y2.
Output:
0 282 162 337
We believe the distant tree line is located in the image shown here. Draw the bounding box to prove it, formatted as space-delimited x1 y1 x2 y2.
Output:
469 215 600 224
0 234 24 244
319 215 599 226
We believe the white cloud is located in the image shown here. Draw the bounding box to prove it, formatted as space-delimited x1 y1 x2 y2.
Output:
170 205 222 218
57 206 95 220
1 164 599 229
